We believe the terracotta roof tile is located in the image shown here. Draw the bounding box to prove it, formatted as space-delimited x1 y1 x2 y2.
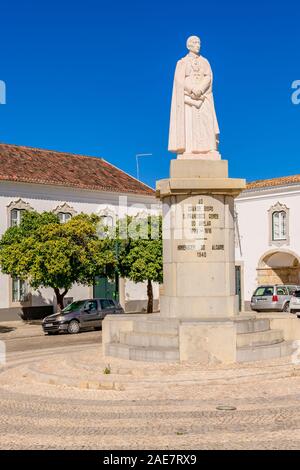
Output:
247 175 300 190
0 143 155 196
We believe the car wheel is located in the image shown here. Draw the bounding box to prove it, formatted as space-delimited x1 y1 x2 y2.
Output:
67 320 80 334
290 309 295 314
94 326 102 331
283 303 290 312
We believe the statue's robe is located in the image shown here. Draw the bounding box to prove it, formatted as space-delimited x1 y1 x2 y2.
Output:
168 54 220 154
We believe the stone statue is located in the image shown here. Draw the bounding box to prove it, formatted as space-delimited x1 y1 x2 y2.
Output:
168 36 220 158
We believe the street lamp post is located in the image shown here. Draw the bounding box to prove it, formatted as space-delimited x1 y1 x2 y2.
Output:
136 153 153 181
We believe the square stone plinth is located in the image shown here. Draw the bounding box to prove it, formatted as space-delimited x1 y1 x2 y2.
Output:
170 159 228 179
156 159 245 198
179 320 237 363
160 294 238 319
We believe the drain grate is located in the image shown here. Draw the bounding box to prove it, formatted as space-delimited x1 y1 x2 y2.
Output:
216 405 237 411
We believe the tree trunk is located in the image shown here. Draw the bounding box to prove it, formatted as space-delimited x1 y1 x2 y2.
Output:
147 279 153 313
54 288 68 312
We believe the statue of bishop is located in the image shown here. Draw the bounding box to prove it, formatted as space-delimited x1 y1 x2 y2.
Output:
168 36 220 159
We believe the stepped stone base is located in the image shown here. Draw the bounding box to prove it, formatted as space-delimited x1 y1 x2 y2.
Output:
102 313 300 364
106 343 180 362
237 341 295 363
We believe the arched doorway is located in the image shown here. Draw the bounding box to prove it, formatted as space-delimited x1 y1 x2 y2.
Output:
257 250 300 285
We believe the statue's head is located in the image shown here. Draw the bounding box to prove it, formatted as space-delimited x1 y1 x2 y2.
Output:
186 35 201 55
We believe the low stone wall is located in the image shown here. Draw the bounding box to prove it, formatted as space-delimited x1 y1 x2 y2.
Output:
0 305 54 322
0 308 21 322
268 314 300 341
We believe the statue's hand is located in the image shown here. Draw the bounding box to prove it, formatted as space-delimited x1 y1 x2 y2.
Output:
192 88 202 98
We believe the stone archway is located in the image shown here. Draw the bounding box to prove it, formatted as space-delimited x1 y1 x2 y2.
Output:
257 250 300 285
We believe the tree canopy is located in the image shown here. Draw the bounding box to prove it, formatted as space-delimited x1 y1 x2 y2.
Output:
116 215 163 312
0 211 115 309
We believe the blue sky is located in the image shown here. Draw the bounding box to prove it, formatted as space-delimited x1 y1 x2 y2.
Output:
0 0 299 188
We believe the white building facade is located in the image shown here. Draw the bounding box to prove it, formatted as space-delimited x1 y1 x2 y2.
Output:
235 176 300 310
4 144 296 319
0 144 160 321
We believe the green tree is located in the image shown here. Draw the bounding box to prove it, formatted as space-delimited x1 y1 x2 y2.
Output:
116 215 163 313
0 211 115 310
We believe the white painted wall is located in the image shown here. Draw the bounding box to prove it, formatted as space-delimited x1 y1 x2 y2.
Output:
125 279 160 313
0 181 160 311
235 184 300 303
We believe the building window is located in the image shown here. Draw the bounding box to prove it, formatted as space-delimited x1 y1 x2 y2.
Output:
53 203 76 221
98 207 115 228
97 215 114 239
10 209 25 227
12 278 28 302
7 199 33 228
268 202 290 246
272 211 286 241
58 212 72 223
100 215 114 227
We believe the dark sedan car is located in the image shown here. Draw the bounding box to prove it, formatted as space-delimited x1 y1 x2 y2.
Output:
42 298 124 335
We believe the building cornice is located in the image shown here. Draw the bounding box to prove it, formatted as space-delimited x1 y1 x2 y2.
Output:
237 183 300 201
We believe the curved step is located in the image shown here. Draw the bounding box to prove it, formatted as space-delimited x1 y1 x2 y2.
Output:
237 340 295 363
237 329 284 348
235 318 270 334
120 331 179 348
134 319 179 336
105 343 179 362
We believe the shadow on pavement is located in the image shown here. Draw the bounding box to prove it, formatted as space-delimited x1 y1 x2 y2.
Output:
0 326 16 334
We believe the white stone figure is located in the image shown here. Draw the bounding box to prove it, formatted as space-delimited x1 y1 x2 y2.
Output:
168 36 220 158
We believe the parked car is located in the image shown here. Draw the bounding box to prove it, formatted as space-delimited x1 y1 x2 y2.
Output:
250 284 300 313
42 298 124 335
289 289 300 314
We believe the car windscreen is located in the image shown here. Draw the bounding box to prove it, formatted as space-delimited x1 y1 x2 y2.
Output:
253 287 274 297
287 286 298 294
62 301 85 313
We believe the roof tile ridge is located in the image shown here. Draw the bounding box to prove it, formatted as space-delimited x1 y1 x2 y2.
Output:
247 174 300 185
101 157 155 192
0 142 104 161
0 175 153 194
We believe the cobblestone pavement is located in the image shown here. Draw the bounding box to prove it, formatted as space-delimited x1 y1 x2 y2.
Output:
1 341 300 450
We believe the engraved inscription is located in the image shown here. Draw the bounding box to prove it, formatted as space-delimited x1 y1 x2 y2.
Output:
212 244 224 250
178 197 225 259
178 244 195 251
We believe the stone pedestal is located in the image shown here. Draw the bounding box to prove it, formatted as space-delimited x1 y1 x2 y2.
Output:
157 159 245 319
103 158 296 363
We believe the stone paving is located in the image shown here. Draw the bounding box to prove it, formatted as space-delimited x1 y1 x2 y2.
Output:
1 341 300 449
0 321 42 340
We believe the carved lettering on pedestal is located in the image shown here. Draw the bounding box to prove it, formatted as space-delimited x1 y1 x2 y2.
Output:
178 244 195 251
177 197 225 259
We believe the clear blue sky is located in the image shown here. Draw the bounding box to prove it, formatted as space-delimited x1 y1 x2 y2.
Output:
0 0 299 188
